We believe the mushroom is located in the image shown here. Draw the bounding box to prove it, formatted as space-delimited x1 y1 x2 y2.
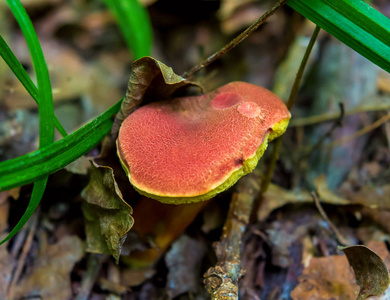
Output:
117 81 291 204
117 81 290 268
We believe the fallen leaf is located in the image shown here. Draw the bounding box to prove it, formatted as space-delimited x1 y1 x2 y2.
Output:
314 175 350 205
257 176 347 222
0 189 16 232
81 161 134 262
220 3 263 35
258 183 312 221
290 254 359 300
165 235 207 298
121 267 156 287
13 235 84 300
340 184 390 210
64 156 91 175
377 70 390 93
3 40 91 110
99 278 128 295
291 241 390 300
340 245 390 299
111 56 200 137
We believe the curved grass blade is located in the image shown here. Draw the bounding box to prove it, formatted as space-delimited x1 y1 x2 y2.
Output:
287 0 390 73
0 178 47 245
0 35 68 137
7 0 55 147
1 0 56 245
103 0 152 59
0 100 122 191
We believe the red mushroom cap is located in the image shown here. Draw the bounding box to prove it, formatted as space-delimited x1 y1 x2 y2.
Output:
117 82 290 204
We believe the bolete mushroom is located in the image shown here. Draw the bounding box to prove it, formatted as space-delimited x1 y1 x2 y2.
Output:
117 81 290 204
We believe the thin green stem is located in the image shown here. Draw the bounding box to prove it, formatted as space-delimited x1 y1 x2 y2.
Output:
286 26 320 110
250 25 321 223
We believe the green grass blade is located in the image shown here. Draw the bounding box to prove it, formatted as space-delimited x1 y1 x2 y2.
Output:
7 0 55 148
0 178 47 245
103 0 152 59
287 0 390 72
1 0 56 245
0 35 38 99
0 35 68 137
0 100 122 191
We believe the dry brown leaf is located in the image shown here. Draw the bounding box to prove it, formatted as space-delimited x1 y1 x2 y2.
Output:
340 244 390 299
111 56 200 137
377 70 390 93
13 235 84 300
165 235 207 298
0 189 17 232
290 254 359 300
258 183 312 221
121 267 156 287
314 175 350 205
291 241 390 300
64 156 91 175
81 161 134 263
340 184 390 210
3 40 90 110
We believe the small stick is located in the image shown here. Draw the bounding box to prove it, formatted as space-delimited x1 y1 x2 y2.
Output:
75 253 107 300
290 99 390 127
182 0 289 79
312 191 348 246
300 103 344 160
327 111 390 148
204 172 261 300
6 210 39 300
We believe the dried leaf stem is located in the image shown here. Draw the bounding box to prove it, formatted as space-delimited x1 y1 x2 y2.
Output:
312 192 348 246
251 25 321 223
204 172 261 300
182 0 289 78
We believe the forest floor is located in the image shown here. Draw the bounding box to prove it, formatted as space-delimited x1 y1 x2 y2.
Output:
1 0 390 299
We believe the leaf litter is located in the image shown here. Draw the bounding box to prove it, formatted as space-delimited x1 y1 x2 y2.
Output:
1 0 390 299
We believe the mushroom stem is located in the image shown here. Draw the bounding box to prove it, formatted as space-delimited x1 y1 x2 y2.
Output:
125 197 210 268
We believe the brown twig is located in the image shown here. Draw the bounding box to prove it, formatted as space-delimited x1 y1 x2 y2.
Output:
299 103 344 160
326 111 390 148
312 191 348 246
204 171 261 300
181 0 289 79
250 25 321 223
75 253 108 300
6 210 39 300
290 97 390 127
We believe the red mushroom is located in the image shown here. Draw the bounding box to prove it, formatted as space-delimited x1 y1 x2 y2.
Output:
117 81 290 204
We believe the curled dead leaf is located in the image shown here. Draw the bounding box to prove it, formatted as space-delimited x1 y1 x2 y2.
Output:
111 56 201 137
81 160 134 263
339 245 390 300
